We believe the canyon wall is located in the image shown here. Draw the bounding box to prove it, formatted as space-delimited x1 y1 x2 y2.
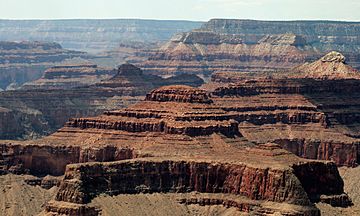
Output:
201 19 360 53
129 19 360 77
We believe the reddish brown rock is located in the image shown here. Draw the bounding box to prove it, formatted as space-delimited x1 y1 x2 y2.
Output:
145 85 212 103
0 143 134 176
22 64 116 90
207 53 360 167
0 83 354 215
0 64 204 139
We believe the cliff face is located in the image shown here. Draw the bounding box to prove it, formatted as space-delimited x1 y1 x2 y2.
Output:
126 19 360 77
53 159 346 207
54 160 312 205
201 19 360 53
136 32 316 77
0 41 87 90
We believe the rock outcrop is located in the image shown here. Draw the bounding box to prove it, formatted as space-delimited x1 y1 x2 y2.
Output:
22 64 116 90
95 64 204 94
0 41 86 90
291 51 360 79
145 85 213 103
66 85 238 137
56 160 343 206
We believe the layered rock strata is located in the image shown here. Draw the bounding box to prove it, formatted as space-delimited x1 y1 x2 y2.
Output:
0 64 204 139
0 41 86 90
209 52 360 167
22 64 117 90
0 82 355 215
201 19 360 54
134 32 317 77
126 19 360 77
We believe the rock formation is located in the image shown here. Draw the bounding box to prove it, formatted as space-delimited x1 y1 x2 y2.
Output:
122 19 360 78
133 32 316 77
0 83 354 215
145 85 213 104
22 64 116 90
201 19 360 54
0 41 87 90
291 51 360 79
0 64 204 139
208 53 360 167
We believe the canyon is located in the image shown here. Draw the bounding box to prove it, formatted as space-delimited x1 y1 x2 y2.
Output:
1 52 360 214
0 64 204 139
2 18 360 216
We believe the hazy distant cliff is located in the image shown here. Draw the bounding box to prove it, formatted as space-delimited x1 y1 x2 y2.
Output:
132 19 360 77
200 19 360 53
0 19 203 52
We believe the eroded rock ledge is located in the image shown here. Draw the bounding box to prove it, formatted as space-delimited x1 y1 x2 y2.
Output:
46 158 349 215
145 85 213 104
